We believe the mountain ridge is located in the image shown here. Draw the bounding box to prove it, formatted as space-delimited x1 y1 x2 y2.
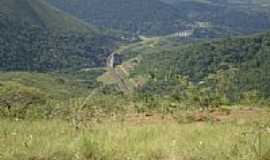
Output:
46 0 188 35
47 0 270 37
0 0 122 71
0 0 96 33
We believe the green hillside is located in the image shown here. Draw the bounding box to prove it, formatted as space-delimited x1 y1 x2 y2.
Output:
0 70 105 100
0 0 122 71
0 69 107 119
0 0 94 33
103 32 270 104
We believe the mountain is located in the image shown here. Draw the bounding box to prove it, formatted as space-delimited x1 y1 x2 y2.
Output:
0 0 122 71
47 0 270 37
1 0 270 104
0 0 94 33
46 0 187 35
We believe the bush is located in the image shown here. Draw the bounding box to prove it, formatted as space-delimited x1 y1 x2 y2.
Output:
0 82 46 119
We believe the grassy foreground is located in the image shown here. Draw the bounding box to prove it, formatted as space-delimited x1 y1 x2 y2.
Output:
1 109 270 160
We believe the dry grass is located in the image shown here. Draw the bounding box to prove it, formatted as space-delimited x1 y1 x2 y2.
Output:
0 109 270 160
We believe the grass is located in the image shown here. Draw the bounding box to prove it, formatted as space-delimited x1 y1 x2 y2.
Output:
1 109 270 160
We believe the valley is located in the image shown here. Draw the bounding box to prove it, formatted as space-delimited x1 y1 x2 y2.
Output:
0 0 270 159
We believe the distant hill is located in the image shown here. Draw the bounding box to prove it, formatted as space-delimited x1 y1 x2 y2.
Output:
46 0 187 35
168 0 270 34
47 0 270 36
0 0 122 71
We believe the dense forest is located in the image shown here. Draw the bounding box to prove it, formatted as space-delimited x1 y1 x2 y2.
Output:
0 15 120 71
47 0 270 36
0 0 123 71
126 32 270 104
46 0 185 35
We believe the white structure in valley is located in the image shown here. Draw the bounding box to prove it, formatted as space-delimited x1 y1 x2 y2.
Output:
107 52 115 68
176 29 194 38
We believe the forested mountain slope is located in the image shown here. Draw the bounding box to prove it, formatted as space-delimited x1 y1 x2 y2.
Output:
46 0 188 35
0 0 121 71
110 32 270 102
0 0 94 33
47 0 270 36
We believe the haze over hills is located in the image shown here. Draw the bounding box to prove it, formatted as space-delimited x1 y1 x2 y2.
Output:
161 0 270 34
0 0 123 71
47 0 270 36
